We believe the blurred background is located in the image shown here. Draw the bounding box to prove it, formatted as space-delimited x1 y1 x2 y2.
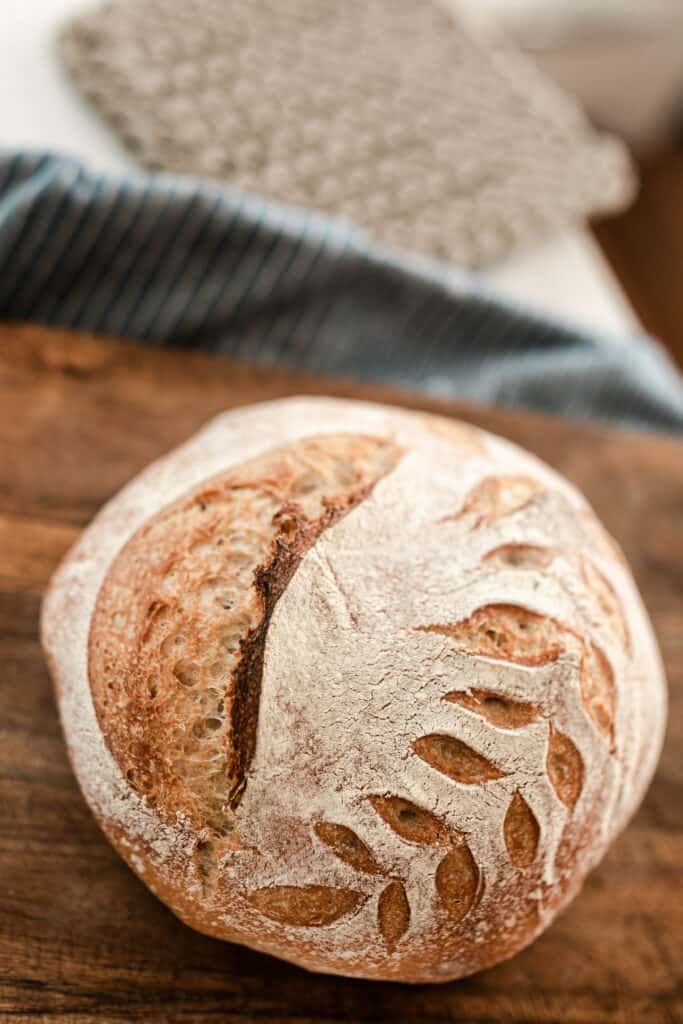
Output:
481 0 683 367
1 0 682 375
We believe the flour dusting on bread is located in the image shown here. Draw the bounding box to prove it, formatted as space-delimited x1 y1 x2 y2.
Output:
41 397 667 982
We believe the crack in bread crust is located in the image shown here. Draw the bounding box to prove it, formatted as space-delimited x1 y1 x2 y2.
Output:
88 433 402 833
228 492 382 809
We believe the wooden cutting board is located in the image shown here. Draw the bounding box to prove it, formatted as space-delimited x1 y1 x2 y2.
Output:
1 323 681 1024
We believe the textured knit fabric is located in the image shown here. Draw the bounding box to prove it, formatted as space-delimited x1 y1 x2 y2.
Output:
1 150 683 434
59 0 634 268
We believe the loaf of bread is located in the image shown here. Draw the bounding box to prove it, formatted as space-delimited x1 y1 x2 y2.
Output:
41 397 666 983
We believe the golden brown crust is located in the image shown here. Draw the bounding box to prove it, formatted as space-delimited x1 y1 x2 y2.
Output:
89 433 401 833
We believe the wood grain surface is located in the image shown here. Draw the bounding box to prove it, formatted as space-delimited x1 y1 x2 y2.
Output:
0 323 681 1024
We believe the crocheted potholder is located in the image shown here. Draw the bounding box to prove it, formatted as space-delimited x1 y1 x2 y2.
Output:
61 0 634 266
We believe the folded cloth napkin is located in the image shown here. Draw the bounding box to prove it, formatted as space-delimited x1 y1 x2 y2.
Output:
1 149 682 434
59 0 634 268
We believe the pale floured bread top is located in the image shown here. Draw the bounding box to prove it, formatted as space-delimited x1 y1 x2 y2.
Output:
41 397 667 983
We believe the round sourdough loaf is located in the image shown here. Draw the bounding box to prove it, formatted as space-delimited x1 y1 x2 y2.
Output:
41 397 666 982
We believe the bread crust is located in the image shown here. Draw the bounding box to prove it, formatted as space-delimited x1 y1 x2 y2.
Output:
41 397 667 982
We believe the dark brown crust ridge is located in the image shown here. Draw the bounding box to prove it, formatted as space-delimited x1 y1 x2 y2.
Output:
227 492 381 809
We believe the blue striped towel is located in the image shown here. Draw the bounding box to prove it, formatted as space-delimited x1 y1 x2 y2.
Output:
2 149 683 434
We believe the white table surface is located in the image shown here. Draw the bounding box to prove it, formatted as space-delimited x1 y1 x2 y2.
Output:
0 0 638 338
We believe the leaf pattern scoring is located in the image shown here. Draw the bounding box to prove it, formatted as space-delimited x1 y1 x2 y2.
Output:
453 475 544 526
546 728 584 810
580 557 630 652
412 734 505 784
422 415 487 455
246 885 365 927
416 604 566 667
444 689 541 730
435 843 480 924
580 643 617 749
377 880 410 952
314 822 382 875
483 544 556 570
368 795 451 846
243 483 616 946
504 791 540 869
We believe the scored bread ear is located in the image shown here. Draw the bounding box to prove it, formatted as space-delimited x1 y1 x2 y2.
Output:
88 433 403 833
